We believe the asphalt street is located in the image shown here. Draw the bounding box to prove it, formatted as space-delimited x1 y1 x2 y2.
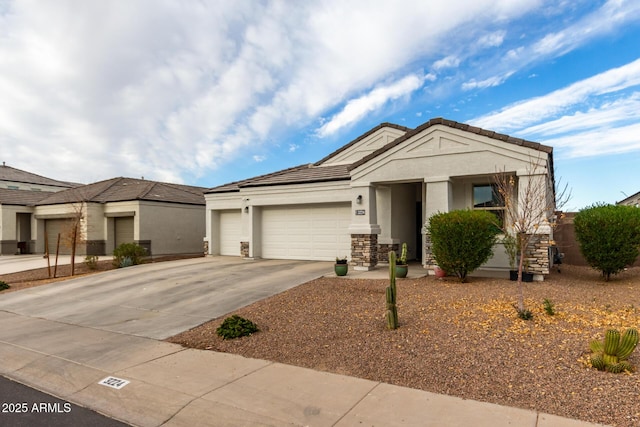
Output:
0 375 130 426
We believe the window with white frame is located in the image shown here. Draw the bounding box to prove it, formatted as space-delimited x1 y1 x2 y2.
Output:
473 183 505 227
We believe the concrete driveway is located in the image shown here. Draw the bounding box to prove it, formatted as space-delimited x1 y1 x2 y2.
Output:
0 257 331 339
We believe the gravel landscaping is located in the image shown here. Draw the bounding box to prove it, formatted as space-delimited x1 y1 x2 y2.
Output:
168 265 640 427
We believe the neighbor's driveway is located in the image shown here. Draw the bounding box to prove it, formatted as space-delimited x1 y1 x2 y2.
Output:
0 254 85 275
0 257 331 339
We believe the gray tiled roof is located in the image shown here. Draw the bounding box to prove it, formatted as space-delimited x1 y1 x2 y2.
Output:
206 164 351 193
0 188 52 205
36 177 205 206
0 164 81 188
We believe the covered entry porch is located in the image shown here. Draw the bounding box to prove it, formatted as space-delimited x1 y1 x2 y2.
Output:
348 175 512 274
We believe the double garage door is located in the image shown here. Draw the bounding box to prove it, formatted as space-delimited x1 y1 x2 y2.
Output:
218 203 351 261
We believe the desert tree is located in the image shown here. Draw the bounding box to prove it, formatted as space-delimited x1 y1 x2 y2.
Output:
494 154 570 313
60 201 86 276
57 185 93 276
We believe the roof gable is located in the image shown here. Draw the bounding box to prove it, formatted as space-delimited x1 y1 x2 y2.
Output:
315 123 409 166
348 118 552 172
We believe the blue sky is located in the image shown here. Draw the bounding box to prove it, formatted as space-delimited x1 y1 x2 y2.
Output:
1 1 640 210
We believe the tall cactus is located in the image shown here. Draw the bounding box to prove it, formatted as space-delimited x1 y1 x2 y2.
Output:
399 242 408 265
386 251 398 329
617 328 639 360
589 328 638 373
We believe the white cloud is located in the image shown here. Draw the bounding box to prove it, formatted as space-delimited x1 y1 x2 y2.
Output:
317 73 425 137
477 30 506 48
532 0 640 57
288 144 299 152
253 155 267 162
542 122 640 158
433 55 460 70
462 72 514 91
472 58 640 131
522 92 640 137
0 0 631 185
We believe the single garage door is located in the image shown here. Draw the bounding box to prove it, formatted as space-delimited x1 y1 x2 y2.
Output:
262 203 351 261
219 210 241 256
114 217 134 247
45 219 71 255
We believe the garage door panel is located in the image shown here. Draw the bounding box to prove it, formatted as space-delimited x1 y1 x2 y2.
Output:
46 219 70 255
115 217 134 247
219 210 241 256
261 203 350 261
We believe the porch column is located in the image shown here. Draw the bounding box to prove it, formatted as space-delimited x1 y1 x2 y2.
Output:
423 177 452 271
517 171 551 279
424 177 452 219
207 209 220 255
245 204 261 259
349 184 381 271
240 198 252 259
375 185 397 263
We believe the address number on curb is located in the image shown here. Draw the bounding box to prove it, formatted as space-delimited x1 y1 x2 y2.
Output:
98 376 130 390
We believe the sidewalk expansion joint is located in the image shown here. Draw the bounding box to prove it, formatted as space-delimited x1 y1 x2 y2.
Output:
331 381 381 426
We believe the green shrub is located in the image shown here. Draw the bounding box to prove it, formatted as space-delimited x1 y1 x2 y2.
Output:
427 209 501 282
216 315 259 339
0 280 10 291
84 255 99 270
113 243 147 267
543 298 555 316
574 204 640 281
516 307 533 320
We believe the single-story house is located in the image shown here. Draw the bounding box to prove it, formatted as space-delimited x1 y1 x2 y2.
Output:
205 117 556 278
2 176 206 256
0 163 80 254
32 177 206 256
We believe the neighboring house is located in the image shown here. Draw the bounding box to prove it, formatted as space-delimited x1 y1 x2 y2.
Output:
617 192 640 207
205 117 556 278
0 163 80 254
31 177 206 256
0 162 80 192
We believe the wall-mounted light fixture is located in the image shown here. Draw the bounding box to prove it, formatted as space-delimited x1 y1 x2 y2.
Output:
244 206 249 213
356 195 363 204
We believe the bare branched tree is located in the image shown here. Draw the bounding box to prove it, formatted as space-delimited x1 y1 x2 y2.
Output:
60 202 86 276
495 154 571 313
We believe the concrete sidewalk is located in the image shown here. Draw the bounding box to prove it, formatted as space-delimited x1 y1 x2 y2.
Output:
0 310 607 427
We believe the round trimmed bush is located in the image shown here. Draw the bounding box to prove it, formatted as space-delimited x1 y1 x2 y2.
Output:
216 315 259 339
574 203 640 280
427 209 501 282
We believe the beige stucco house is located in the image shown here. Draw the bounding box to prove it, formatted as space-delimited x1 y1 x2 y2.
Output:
0 163 80 254
205 118 556 278
1 169 206 256
31 177 206 256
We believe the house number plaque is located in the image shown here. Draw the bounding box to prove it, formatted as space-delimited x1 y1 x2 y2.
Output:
355 210 365 215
